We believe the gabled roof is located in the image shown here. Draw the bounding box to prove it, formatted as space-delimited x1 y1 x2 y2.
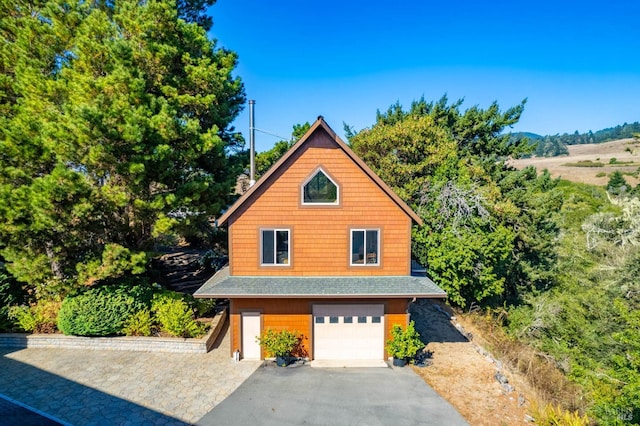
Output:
217 117 423 226
194 266 445 299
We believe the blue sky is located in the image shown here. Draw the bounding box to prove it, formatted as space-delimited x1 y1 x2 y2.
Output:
208 0 640 152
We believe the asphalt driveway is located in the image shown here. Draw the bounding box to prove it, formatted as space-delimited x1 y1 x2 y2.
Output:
197 364 468 426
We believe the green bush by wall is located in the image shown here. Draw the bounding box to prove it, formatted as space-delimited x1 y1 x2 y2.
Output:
151 292 206 338
57 282 155 336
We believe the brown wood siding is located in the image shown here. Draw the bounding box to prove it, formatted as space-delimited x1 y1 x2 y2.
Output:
228 128 412 276
230 297 411 359
384 299 410 358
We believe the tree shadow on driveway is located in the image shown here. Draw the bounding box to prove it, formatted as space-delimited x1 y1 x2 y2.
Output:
0 348 187 425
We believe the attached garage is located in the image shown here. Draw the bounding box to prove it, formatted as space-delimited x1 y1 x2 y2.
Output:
195 273 446 360
313 304 384 360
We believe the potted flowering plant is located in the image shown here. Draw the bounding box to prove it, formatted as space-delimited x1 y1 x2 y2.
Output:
257 328 300 366
385 321 423 366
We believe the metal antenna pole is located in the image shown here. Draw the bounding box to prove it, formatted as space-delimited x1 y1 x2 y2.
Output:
249 100 256 187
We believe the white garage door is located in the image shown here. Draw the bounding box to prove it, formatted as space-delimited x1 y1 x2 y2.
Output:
313 304 384 360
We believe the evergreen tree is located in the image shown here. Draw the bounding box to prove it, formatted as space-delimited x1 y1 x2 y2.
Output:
351 97 562 306
0 0 244 294
608 171 629 194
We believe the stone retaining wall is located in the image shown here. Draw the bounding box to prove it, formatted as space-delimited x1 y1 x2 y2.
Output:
0 309 227 354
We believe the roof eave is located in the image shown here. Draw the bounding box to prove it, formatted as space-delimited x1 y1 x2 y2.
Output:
194 292 447 299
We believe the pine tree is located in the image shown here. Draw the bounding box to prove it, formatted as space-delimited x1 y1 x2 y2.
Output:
0 0 244 294
608 171 629 195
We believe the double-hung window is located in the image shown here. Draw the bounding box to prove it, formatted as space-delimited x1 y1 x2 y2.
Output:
261 229 290 265
350 229 379 266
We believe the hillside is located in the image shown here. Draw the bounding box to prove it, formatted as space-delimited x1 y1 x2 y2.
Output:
509 138 640 187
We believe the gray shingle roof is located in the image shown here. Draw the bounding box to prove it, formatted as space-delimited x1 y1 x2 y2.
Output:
194 266 446 299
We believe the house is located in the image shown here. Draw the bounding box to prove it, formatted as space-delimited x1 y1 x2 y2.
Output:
194 117 445 362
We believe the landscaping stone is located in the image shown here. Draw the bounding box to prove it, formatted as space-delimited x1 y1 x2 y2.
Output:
0 309 227 354
494 371 509 385
501 383 515 393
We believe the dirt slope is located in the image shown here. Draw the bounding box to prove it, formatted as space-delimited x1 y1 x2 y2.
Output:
410 300 536 425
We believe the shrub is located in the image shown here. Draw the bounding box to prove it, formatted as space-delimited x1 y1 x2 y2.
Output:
257 328 300 357
57 282 155 336
151 293 206 338
122 309 153 336
561 160 604 168
193 297 217 317
385 321 423 361
9 299 61 333
595 172 606 178
529 402 590 425
607 171 628 194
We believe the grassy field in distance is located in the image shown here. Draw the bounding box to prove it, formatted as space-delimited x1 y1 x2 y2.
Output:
509 138 640 187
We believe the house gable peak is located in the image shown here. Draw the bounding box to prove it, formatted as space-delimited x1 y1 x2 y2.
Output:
217 117 422 226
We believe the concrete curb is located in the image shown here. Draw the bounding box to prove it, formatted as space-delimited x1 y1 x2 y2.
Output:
0 309 227 354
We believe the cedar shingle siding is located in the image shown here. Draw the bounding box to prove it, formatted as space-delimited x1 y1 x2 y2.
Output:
228 127 412 276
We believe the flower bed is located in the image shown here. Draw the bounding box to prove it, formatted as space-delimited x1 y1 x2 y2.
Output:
0 308 226 354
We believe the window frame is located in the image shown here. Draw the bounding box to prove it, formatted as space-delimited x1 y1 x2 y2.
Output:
349 228 380 266
260 228 291 267
301 167 340 206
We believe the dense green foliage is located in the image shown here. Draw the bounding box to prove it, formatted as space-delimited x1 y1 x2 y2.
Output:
9 299 60 333
0 260 24 330
506 183 640 423
0 0 244 295
121 309 153 336
534 135 570 157
151 292 206 338
57 281 155 336
385 321 423 360
351 96 561 306
607 171 630 195
257 328 300 358
575 122 640 145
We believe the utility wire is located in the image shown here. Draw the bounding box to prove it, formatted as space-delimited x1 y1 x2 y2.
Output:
253 127 293 142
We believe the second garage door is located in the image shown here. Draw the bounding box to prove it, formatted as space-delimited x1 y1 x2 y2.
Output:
313 304 384 360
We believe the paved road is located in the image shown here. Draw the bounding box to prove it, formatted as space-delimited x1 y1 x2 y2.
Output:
0 325 261 425
198 364 469 426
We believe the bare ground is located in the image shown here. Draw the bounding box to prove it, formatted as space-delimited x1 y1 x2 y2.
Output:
409 300 537 425
509 138 640 186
